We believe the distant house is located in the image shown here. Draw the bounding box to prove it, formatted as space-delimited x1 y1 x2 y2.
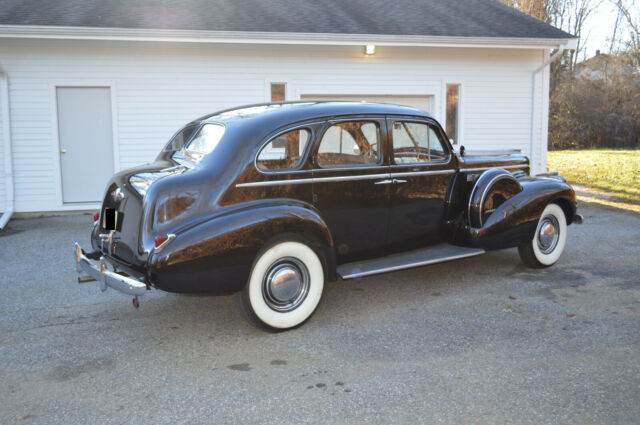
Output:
575 51 640 80
0 0 575 215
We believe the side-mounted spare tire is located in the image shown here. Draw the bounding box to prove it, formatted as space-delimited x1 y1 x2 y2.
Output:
467 168 522 228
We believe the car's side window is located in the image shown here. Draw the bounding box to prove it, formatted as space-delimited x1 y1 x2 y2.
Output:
392 121 448 164
317 121 381 167
256 128 311 171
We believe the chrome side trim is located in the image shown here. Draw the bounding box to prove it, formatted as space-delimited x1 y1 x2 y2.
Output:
462 149 521 157
236 173 391 188
390 169 456 178
462 164 529 173
311 165 383 173
340 250 485 279
237 169 460 188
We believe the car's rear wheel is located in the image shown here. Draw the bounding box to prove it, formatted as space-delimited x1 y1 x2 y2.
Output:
518 203 567 268
238 240 325 330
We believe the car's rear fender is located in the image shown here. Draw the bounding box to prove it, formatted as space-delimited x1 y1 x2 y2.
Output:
147 200 334 294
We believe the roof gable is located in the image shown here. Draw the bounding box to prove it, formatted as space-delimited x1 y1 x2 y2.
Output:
0 0 572 39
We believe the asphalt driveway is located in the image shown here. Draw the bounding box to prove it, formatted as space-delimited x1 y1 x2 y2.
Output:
0 203 638 424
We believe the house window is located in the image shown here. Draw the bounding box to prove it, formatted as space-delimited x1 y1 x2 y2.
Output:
446 84 460 144
271 83 286 102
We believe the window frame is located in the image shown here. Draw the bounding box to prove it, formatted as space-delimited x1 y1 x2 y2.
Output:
313 118 385 170
270 82 287 102
254 123 317 175
389 118 452 167
442 82 462 145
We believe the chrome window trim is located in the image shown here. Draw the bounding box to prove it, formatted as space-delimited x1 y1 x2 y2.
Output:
389 118 452 166
254 122 324 175
315 119 384 169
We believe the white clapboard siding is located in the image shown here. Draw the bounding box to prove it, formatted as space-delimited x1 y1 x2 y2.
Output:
0 39 548 212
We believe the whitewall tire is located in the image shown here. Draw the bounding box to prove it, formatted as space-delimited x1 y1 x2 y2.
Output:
238 240 325 330
518 203 567 268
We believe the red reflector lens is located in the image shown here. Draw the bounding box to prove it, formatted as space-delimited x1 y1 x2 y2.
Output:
93 212 100 222
155 235 169 248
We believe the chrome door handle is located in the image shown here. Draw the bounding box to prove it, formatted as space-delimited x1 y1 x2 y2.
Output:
374 179 393 185
393 179 407 184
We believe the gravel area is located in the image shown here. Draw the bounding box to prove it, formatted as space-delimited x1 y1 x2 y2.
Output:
0 203 638 424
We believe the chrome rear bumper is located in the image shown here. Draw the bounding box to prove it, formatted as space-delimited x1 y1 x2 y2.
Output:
74 243 147 296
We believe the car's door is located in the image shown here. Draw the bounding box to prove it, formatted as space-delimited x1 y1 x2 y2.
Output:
311 117 390 260
386 116 456 247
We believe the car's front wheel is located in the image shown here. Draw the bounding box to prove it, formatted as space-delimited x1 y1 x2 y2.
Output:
518 203 567 268
238 240 325 330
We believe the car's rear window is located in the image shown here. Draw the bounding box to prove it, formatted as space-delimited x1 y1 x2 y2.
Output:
185 124 225 155
166 123 226 164
163 124 198 152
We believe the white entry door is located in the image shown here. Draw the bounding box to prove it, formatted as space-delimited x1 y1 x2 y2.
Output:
300 94 434 114
57 87 114 203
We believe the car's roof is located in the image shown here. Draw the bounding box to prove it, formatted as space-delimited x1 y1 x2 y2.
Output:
198 101 433 128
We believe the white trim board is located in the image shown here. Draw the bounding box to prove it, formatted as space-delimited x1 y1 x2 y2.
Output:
0 25 578 50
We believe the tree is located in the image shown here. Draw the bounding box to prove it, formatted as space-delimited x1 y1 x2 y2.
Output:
610 0 640 66
499 0 602 70
500 0 640 150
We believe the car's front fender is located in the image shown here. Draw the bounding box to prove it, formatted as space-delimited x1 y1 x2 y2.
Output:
462 177 577 250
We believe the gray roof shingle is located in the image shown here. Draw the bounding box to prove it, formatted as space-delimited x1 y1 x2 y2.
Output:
0 0 573 39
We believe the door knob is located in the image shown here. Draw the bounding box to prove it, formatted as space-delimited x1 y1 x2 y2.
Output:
60 149 67 154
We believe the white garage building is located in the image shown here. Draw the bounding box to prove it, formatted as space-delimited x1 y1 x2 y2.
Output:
0 0 575 220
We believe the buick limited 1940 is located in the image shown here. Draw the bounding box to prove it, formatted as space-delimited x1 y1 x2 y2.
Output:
75 102 583 330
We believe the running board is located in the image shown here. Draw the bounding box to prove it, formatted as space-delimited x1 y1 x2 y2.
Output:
337 244 485 280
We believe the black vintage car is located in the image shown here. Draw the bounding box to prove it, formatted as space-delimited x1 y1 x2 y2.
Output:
75 102 582 330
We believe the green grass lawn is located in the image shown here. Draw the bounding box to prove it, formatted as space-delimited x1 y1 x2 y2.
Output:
547 149 640 203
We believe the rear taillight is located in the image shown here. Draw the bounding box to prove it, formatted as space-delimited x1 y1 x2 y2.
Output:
155 235 169 248
154 233 176 251
93 212 100 223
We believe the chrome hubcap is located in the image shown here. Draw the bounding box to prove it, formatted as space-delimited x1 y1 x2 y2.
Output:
537 215 560 254
262 258 310 312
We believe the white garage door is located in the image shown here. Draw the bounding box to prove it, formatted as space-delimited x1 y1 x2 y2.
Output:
300 94 433 114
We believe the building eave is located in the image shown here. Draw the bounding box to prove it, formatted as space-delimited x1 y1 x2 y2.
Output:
0 25 577 49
